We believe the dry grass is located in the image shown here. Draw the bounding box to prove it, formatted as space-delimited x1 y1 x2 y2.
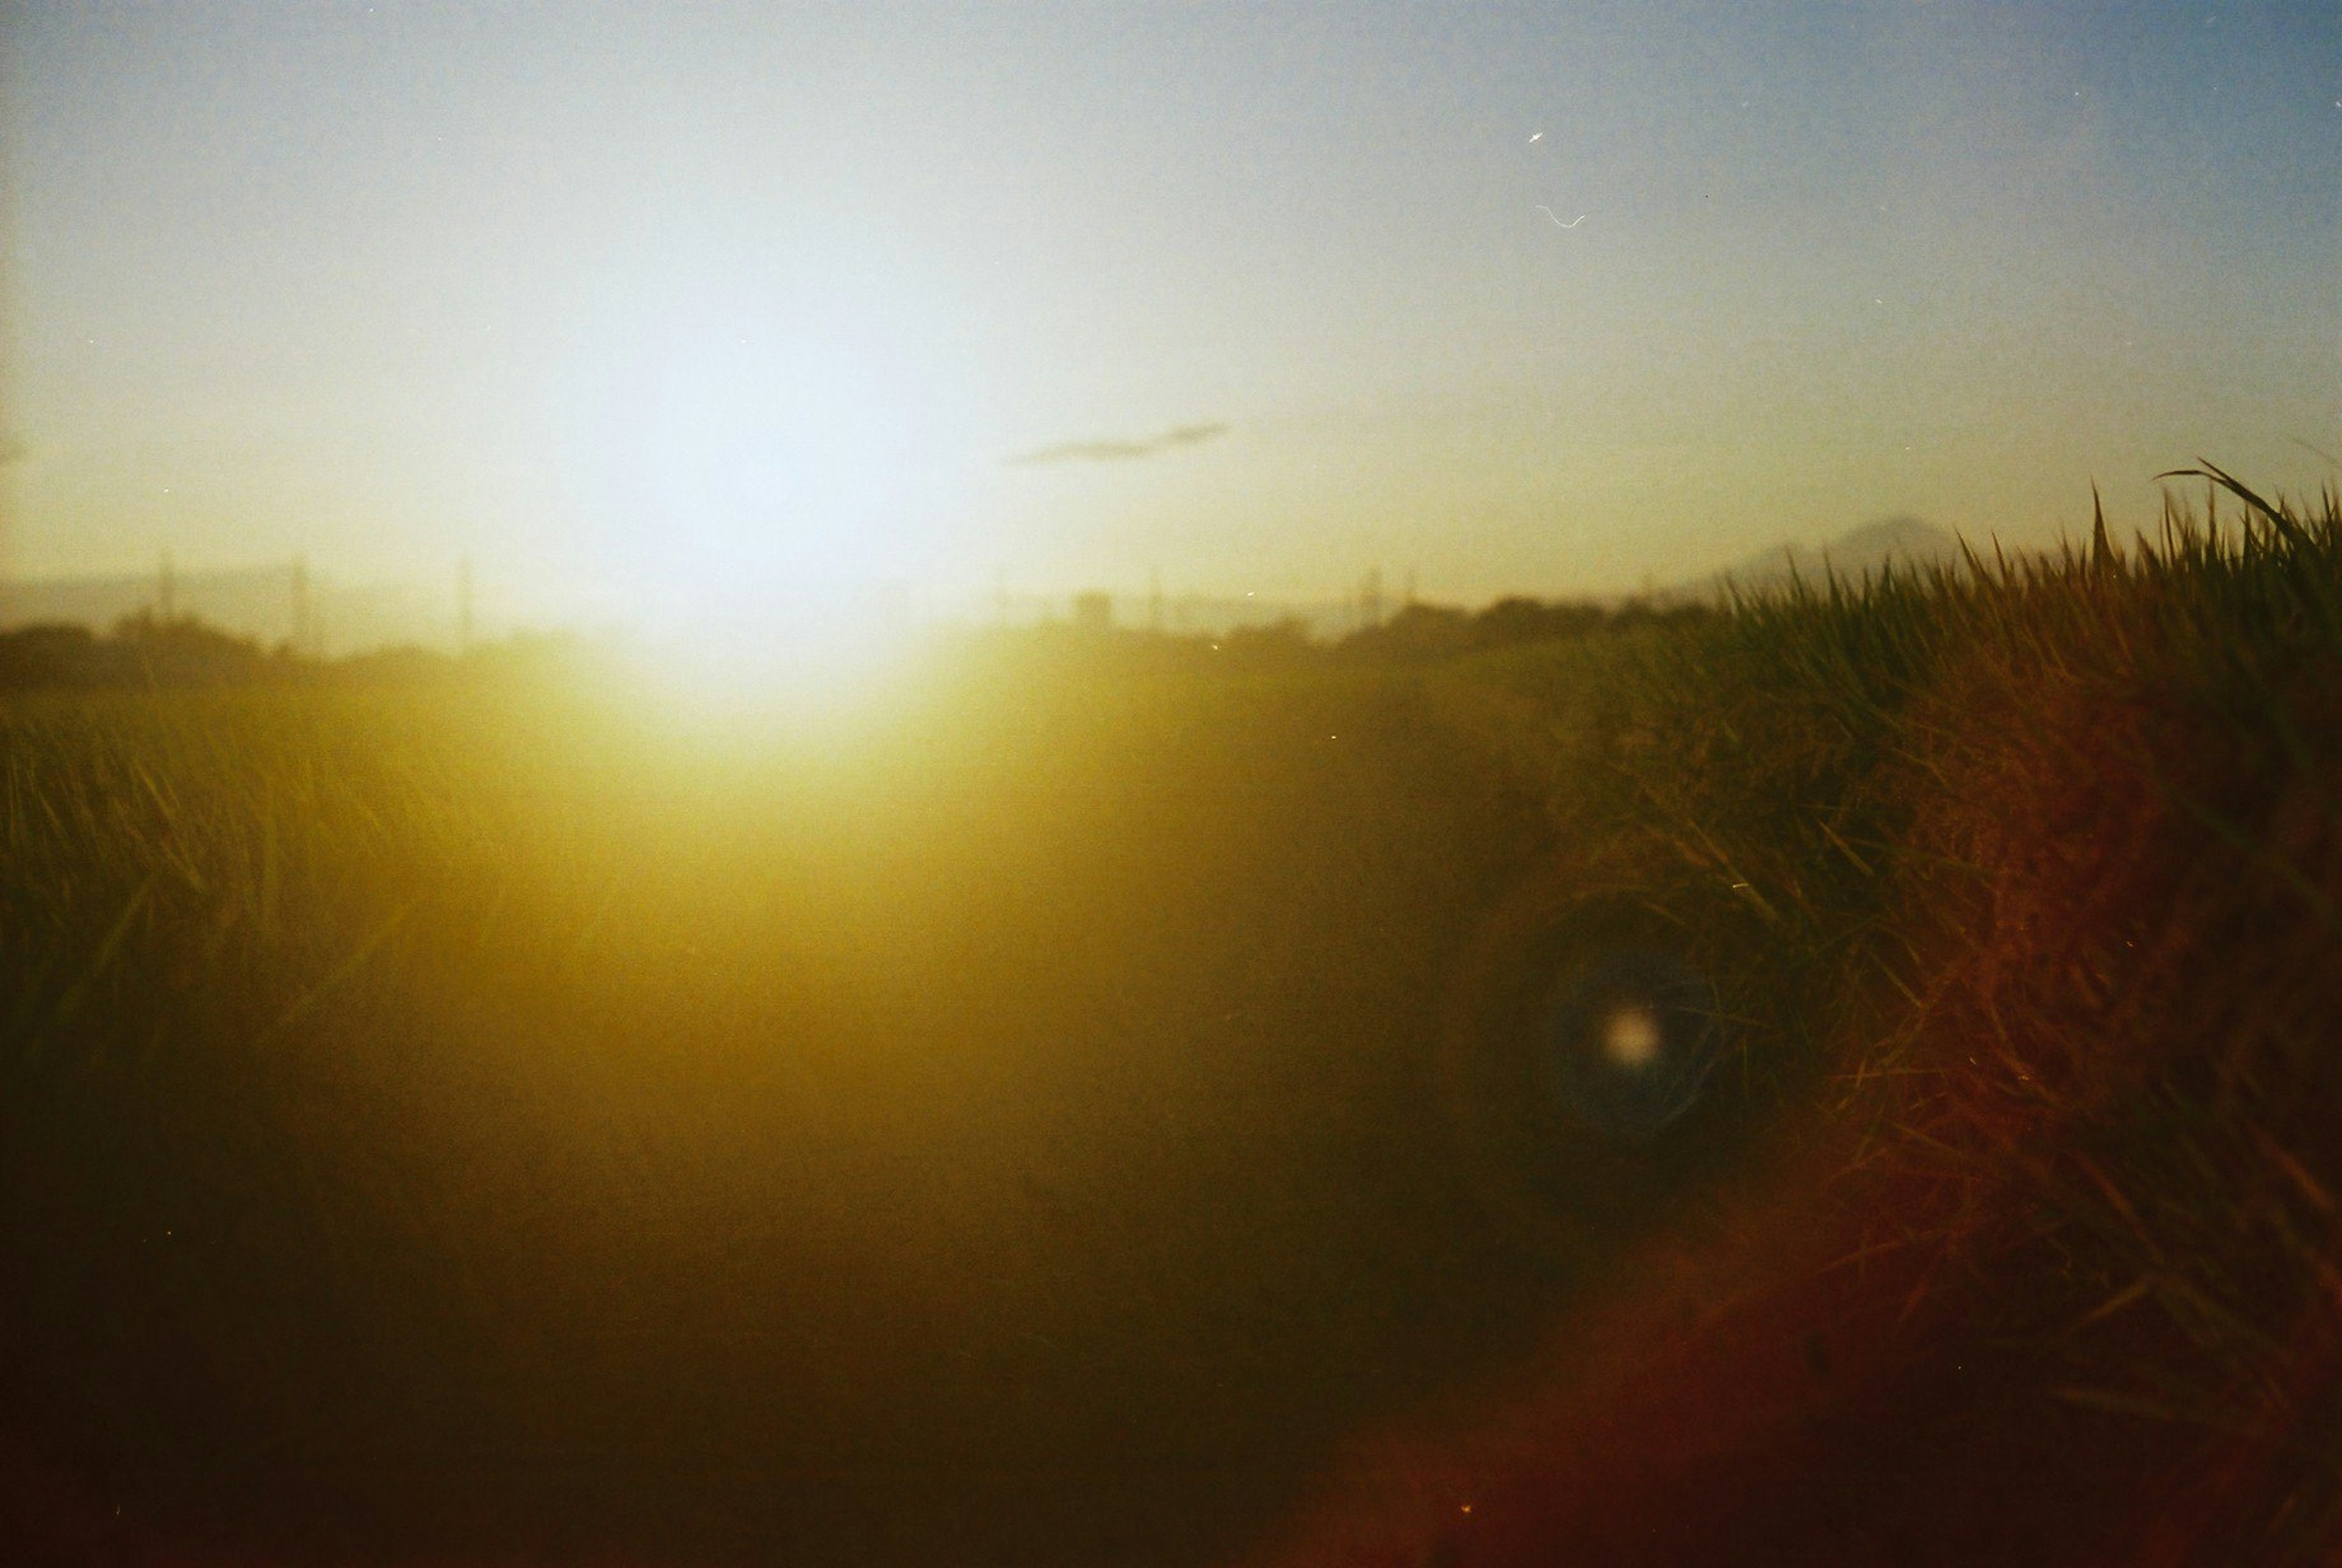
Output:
1257 472 2342 1566
2 474 2337 1566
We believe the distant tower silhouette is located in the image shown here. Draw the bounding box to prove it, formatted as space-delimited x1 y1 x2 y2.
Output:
290 556 312 657
157 548 176 623
456 556 474 654
1148 569 1164 632
1359 565 1384 631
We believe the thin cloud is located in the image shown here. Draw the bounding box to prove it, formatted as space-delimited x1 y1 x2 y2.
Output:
1010 421 1231 466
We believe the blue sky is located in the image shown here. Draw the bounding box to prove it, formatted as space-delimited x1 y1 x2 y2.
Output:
4 2 2335 619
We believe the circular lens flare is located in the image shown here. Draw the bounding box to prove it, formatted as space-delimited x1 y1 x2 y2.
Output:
1601 1004 1665 1069
1544 948 1724 1139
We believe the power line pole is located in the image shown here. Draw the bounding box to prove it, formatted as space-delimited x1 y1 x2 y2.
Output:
456 556 474 654
290 556 310 658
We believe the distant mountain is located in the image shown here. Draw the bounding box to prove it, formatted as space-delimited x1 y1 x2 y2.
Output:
1689 515 1967 599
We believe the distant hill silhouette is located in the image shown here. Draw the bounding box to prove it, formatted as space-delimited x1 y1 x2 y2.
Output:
1 567 302 645
1688 515 1968 598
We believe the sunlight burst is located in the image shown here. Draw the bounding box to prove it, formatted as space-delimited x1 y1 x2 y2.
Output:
563 270 979 711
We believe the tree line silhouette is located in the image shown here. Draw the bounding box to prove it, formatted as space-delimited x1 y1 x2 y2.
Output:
1019 595 1716 666
0 611 585 691
0 595 1713 691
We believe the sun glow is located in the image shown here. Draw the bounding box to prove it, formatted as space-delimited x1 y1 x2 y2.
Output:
559 263 984 715
620 585 944 731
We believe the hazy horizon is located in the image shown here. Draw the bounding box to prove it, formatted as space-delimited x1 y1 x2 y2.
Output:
4 2 2336 634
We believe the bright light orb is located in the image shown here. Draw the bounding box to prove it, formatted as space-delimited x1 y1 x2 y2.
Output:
1600 1004 1664 1070
624 581 940 728
564 274 978 716
1541 948 1724 1140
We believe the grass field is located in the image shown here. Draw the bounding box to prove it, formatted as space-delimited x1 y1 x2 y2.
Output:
2 471 2338 1566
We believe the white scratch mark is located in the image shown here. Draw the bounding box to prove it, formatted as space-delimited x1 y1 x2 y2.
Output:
1536 206 1586 229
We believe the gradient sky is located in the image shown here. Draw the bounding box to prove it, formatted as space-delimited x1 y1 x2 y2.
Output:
3 2 2337 625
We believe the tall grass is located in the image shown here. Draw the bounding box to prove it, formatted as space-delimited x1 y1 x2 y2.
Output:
1260 473 2342 1564
2 474 2338 1565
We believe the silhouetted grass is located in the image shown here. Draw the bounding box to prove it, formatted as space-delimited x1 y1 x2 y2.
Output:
1261 472 2342 1565
1 473 2337 1566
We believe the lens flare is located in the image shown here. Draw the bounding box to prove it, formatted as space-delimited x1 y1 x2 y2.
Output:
1600 1004 1664 1069
1542 948 1723 1140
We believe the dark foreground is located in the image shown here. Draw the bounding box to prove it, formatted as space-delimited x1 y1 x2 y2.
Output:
2 479 2338 1565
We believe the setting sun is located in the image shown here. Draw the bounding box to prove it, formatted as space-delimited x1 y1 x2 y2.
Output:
556 265 979 650
1 7 2337 1566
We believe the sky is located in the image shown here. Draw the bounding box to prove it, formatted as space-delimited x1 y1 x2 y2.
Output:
2 1 2337 629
